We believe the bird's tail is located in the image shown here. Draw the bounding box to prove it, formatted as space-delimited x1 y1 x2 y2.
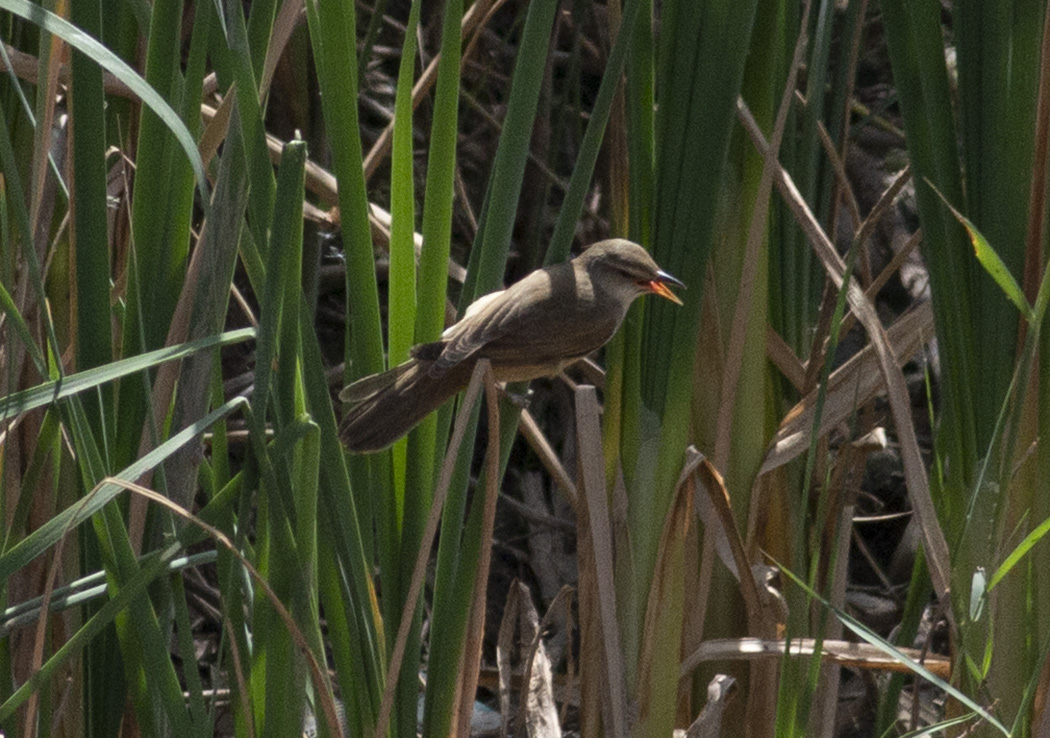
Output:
339 359 468 453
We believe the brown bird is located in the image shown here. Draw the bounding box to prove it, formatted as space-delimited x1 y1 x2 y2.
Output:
339 239 684 452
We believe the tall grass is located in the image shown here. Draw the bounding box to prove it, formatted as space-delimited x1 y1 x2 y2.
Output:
881 2 1050 735
2 1 1050 737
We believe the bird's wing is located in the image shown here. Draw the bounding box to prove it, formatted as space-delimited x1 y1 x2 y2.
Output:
466 263 618 365
420 264 593 377
426 267 560 377
425 288 515 377
409 289 520 371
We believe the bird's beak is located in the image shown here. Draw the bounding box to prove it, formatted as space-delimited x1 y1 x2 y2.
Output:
648 269 686 305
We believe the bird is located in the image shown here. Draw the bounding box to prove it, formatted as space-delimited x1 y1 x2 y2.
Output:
339 239 685 453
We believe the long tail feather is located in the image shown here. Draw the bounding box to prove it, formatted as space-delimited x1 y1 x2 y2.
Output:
338 361 416 403
339 359 470 452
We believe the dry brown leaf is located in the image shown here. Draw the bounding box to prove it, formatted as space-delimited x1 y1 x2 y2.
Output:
454 364 502 736
373 361 494 738
635 454 693 737
739 97 951 600
684 675 738 738
680 637 951 679
759 300 934 475
574 386 629 738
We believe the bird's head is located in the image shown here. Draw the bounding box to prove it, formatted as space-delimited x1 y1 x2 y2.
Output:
577 239 685 305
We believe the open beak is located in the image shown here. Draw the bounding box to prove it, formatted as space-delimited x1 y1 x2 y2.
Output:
648 269 686 305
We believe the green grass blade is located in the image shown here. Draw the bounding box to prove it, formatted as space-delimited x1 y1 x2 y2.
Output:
930 180 1034 322
383 5 424 734
248 136 312 738
299 309 384 734
250 140 307 434
162 102 250 513
544 0 643 266
632 0 760 703
777 561 1011 737
410 0 465 468
0 552 216 634
69 0 111 377
460 0 559 303
210 1 276 247
607 0 656 481
0 543 181 723
0 279 45 374
305 0 383 381
406 0 466 569
115 0 212 472
273 146 307 428
0 328 254 423
1 407 60 554
0 0 208 201
422 4 559 734
0 398 246 583
387 0 421 372
0 87 61 374
246 0 277 81
416 0 464 347
955 0 1038 391
881 0 979 497
419 374 489 738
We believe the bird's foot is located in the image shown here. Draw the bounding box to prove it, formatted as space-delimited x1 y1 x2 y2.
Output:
500 387 534 410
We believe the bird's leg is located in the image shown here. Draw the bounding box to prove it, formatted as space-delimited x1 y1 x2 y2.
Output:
498 383 534 409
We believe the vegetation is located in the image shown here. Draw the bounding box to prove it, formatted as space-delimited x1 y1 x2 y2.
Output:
1 0 1049 736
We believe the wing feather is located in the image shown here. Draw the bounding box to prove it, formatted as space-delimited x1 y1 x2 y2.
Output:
419 260 621 377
